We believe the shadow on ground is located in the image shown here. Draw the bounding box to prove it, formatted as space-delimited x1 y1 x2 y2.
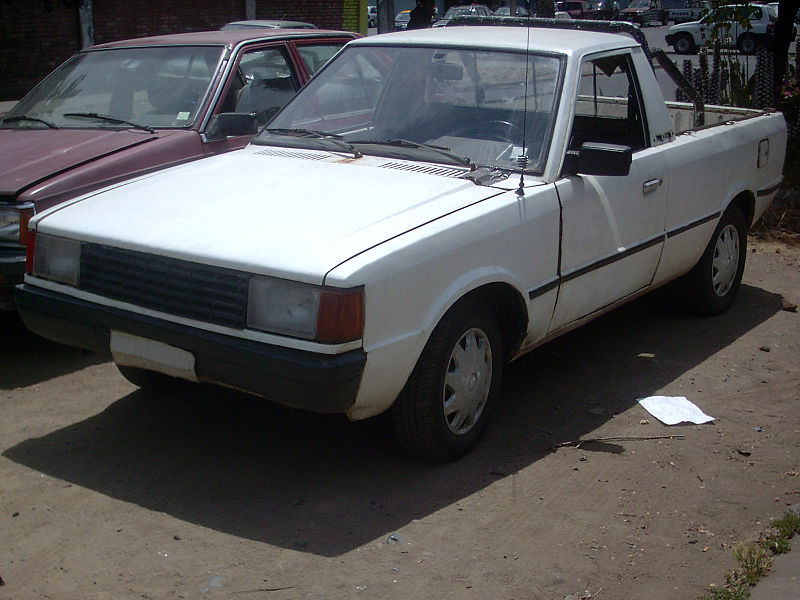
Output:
3 284 784 557
1 310 108 389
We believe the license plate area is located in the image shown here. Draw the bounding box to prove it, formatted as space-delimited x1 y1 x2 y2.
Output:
110 331 198 382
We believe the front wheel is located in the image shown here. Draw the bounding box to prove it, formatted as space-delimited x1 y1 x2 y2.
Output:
738 33 756 55
673 33 696 54
673 205 747 316
391 300 503 462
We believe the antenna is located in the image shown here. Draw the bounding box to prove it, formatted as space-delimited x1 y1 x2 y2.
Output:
516 16 532 197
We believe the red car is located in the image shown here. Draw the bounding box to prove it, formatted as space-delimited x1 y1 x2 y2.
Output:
0 28 358 309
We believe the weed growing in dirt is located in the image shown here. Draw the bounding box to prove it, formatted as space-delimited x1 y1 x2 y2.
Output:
701 509 800 600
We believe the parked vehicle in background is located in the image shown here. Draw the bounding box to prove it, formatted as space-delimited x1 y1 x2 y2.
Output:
666 0 710 24
0 28 358 309
619 0 668 25
395 9 412 29
494 5 530 16
433 4 492 26
221 20 318 30
368 5 378 27
16 22 785 461
556 1 590 18
665 3 777 54
590 0 630 20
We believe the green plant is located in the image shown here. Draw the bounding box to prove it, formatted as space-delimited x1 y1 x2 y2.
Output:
772 510 800 539
731 543 772 586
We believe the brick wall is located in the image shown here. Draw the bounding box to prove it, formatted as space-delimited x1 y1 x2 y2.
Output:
0 0 358 101
0 0 81 100
255 0 344 29
92 0 246 44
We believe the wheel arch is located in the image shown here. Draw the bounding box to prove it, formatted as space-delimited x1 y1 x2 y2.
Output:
449 282 529 360
727 189 755 229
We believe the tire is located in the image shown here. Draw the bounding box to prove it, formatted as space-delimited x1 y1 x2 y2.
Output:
738 33 756 55
391 300 504 462
673 33 696 54
368 18 376 27
116 364 185 389
673 205 748 316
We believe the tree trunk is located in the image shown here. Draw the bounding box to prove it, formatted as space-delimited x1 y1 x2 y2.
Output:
772 0 799 100
535 0 555 18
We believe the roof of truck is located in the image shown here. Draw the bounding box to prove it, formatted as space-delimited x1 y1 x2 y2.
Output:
352 25 638 56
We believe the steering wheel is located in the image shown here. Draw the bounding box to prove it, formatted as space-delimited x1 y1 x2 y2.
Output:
451 119 524 144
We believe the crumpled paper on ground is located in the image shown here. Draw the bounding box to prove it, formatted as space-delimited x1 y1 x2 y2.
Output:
637 395 715 425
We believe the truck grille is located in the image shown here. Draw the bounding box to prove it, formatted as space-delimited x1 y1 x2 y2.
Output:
79 243 249 329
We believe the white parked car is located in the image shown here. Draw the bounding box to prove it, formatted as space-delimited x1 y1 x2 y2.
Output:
17 24 786 461
665 3 777 54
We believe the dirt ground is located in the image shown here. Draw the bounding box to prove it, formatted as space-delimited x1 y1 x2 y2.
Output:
1 240 799 600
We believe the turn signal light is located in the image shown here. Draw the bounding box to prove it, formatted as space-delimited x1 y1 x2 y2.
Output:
317 287 364 343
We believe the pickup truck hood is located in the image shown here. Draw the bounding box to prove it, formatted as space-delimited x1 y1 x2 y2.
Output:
0 128 167 197
35 146 509 284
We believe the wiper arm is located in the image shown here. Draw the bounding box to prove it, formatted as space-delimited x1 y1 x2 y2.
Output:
63 112 155 133
350 138 476 170
2 115 58 129
261 128 362 159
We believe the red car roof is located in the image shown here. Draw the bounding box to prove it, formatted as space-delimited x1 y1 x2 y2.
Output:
89 29 359 50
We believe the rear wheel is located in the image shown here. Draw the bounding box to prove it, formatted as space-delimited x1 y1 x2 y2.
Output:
673 205 747 316
391 300 503 462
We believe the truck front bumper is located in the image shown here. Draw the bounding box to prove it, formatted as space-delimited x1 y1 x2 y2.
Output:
15 284 366 414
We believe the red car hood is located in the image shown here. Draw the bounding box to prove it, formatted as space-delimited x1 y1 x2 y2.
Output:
0 128 168 197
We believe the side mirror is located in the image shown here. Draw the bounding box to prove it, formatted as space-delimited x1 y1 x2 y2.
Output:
563 142 632 177
205 112 259 141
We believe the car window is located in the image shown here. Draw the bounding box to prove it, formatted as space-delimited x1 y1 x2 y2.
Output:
571 53 648 152
3 46 224 129
221 46 299 125
263 46 563 173
296 43 346 76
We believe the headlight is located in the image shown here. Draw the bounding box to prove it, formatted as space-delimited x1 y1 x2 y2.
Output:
0 204 34 244
247 276 364 343
32 234 81 286
248 277 321 339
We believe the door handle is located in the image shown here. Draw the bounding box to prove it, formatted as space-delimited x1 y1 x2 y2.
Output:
643 177 662 193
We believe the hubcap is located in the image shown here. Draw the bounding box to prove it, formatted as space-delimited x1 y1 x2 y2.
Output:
712 224 739 297
442 327 492 435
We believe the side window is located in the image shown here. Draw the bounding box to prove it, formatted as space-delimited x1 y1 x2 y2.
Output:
570 53 647 152
220 46 299 125
296 43 346 76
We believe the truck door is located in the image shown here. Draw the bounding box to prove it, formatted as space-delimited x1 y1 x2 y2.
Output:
550 51 667 332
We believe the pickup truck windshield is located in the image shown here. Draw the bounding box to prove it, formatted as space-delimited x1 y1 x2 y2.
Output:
260 46 563 173
1 45 224 130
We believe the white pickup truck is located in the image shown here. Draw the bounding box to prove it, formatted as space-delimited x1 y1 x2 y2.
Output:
665 3 777 54
17 22 786 461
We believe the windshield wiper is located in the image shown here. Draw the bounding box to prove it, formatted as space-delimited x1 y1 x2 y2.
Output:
2 115 58 129
63 112 155 133
260 128 362 159
349 138 476 170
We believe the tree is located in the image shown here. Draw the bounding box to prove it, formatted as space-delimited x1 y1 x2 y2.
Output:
771 0 799 100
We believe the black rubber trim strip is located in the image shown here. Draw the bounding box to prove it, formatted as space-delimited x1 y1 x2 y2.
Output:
562 234 665 283
666 211 720 239
528 278 559 300
757 182 782 197
15 284 365 414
